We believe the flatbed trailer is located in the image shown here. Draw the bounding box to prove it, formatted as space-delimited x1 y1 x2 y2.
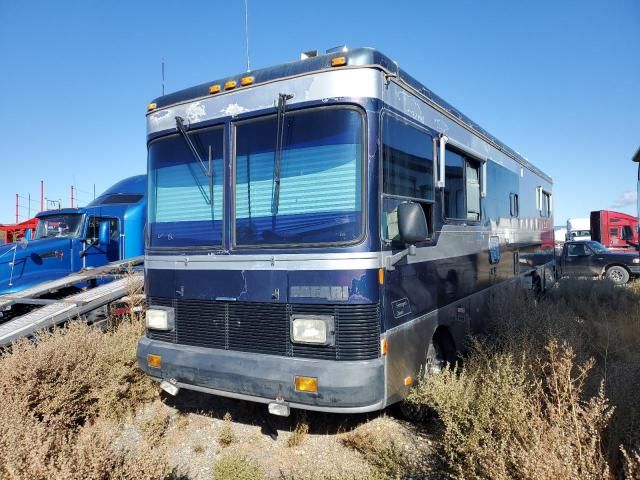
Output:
0 256 143 346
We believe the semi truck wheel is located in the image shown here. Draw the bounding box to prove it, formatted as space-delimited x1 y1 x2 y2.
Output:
605 266 630 285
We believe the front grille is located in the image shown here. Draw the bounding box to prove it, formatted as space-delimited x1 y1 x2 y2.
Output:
146 297 380 361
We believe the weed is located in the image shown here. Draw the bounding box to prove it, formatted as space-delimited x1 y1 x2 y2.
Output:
218 412 237 447
214 453 263 480
193 444 205 454
287 414 309 448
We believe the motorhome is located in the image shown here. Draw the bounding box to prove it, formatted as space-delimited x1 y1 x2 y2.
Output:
138 47 554 416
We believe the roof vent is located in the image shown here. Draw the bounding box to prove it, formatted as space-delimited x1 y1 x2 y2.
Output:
300 50 318 60
326 45 348 54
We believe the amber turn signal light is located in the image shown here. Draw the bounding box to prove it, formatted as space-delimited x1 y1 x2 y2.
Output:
295 376 318 393
147 354 162 369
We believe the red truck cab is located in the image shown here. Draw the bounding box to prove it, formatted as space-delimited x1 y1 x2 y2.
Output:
590 210 638 250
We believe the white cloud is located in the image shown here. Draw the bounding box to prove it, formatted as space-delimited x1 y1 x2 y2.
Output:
610 191 637 209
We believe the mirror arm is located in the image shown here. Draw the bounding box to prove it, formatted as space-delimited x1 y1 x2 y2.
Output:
384 244 416 271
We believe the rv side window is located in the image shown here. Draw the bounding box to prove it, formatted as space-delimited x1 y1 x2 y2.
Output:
610 227 618 238
443 148 482 222
382 116 433 200
541 191 552 217
510 193 519 217
381 114 433 242
466 162 481 221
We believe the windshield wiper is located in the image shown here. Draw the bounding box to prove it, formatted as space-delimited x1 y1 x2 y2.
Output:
175 116 214 208
271 93 294 220
175 116 211 178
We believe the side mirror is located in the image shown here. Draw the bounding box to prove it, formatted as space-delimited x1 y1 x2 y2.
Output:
397 202 428 245
24 229 33 241
98 221 111 245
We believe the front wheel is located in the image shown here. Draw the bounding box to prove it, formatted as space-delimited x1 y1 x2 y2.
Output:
605 266 630 285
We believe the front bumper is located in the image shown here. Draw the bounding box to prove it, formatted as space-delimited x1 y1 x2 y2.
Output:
137 336 386 413
628 265 640 275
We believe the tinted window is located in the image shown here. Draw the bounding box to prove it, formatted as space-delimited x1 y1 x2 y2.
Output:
466 162 481 221
541 191 552 217
98 194 143 205
568 244 587 256
87 217 119 241
444 148 481 221
510 193 519 217
610 227 618 237
443 149 465 219
382 116 433 200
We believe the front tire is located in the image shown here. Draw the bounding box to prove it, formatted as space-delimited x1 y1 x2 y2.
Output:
606 266 630 285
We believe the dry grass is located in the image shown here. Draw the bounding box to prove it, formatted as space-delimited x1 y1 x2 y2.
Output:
213 452 263 480
218 411 237 447
286 413 309 448
139 402 171 444
0 315 168 479
407 277 640 479
340 416 434 479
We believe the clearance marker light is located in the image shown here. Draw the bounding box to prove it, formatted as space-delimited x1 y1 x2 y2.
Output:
381 338 389 356
209 84 221 94
224 80 237 90
378 268 385 285
331 56 347 67
147 354 162 369
240 76 254 86
147 102 157 112
404 376 413 386
295 376 318 393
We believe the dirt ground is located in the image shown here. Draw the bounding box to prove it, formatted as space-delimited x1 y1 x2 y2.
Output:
122 389 439 480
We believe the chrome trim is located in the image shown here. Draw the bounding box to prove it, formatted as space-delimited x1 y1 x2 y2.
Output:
145 251 382 271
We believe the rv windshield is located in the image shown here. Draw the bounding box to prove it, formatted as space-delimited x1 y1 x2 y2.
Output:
148 126 224 247
235 108 363 246
34 214 83 239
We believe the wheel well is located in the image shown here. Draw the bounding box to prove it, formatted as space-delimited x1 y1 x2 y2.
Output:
432 326 457 364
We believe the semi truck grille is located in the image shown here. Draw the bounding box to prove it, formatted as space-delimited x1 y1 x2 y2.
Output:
146 297 380 361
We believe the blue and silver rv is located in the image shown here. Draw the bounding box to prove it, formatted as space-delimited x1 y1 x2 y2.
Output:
137 48 554 415
0 175 146 295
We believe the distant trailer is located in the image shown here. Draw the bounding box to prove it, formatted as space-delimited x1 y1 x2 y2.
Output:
0 218 37 244
591 210 638 250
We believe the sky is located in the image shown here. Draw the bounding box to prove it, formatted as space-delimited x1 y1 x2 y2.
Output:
0 0 638 226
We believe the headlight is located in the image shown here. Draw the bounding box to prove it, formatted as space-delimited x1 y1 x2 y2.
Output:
291 315 334 345
633 258 640 264
146 307 175 331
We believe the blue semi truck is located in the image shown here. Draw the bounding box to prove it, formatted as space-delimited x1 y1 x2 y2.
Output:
0 175 146 295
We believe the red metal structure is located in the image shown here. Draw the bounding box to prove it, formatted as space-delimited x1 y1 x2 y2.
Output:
590 210 638 250
0 218 38 244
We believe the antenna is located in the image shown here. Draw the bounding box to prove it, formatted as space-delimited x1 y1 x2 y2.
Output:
162 58 165 95
244 0 251 72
